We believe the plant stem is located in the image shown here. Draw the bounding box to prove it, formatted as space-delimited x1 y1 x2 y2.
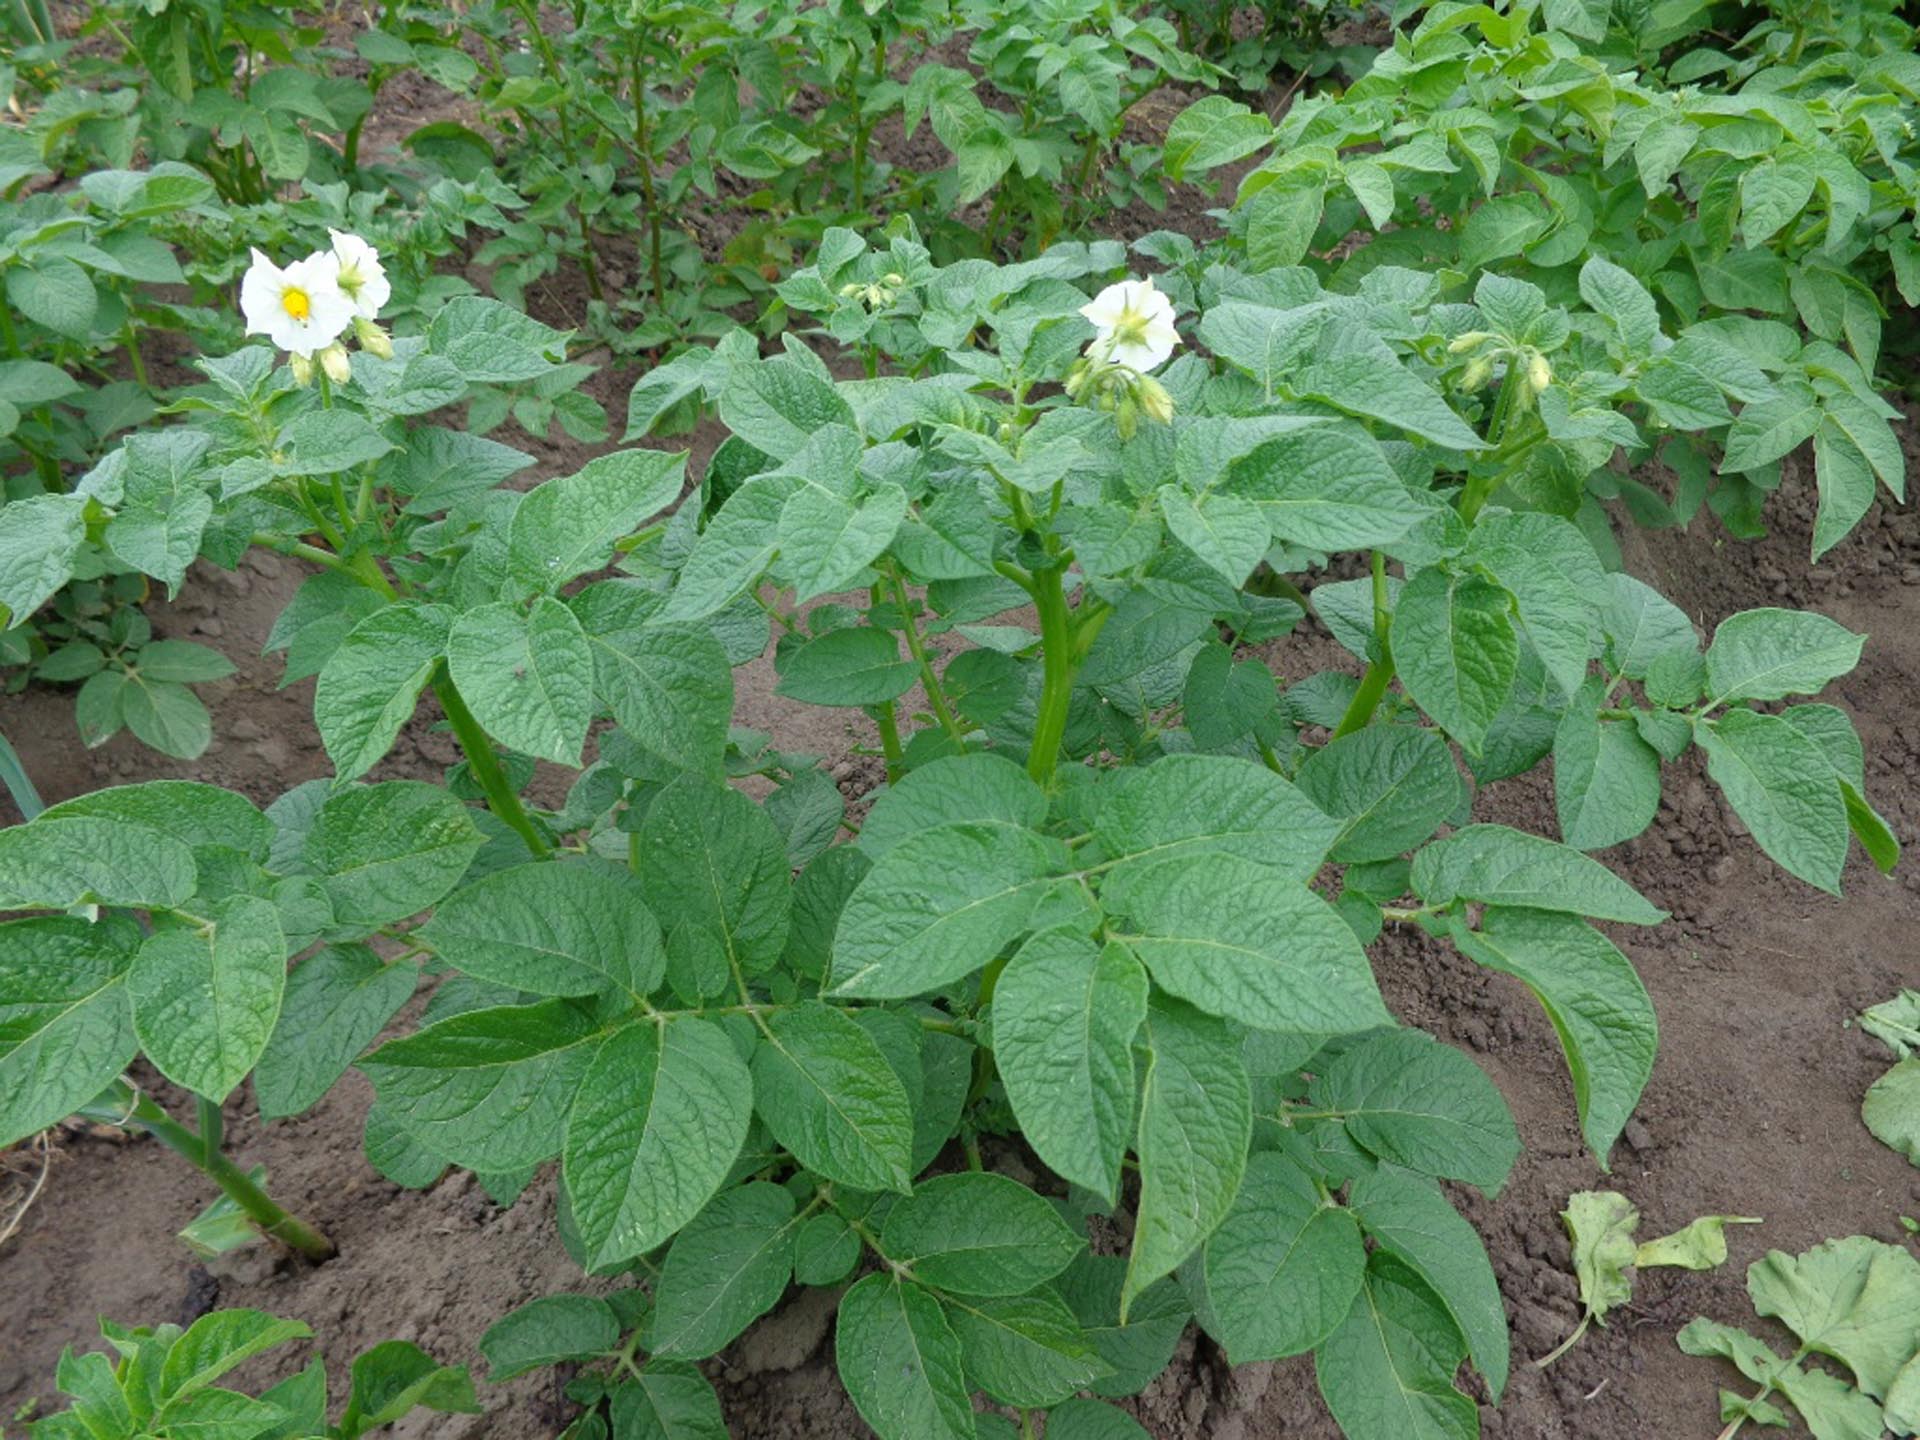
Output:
108 1085 334 1262
120 320 149 389
1332 550 1394 738
432 671 551 857
196 1094 224 1154
887 569 965 746
1533 1311 1591 1369
1027 564 1077 784
628 46 667 308
874 700 905 783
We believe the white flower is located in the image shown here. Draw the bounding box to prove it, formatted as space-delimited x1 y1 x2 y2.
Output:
328 229 391 320
1080 276 1181 373
240 248 353 358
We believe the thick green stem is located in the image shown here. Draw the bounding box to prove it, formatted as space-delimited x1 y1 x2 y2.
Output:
1332 550 1394 738
1027 565 1077 784
432 672 551 857
196 1094 224 1154
109 1086 334 1262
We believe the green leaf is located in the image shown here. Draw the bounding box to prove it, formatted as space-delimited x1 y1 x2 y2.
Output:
881 1172 1083 1296
1704 608 1864 705
1579 256 1661 355
1739 154 1817 247
776 627 917 706
944 1289 1107 1407
1553 686 1661 852
276 411 396 476
836 1274 977 1440
1345 1165 1509 1399
1601 574 1698 680
1563 1190 1639 1328
338 1340 480 1435
608 1361 729 1439
1697 708 1849 894
0 814 196 911
255 944 417 1119
637 775 791 979
1125 1001 1252 1317
1311 1028 1518 1192
830 822 1063 999
121 676 214 760
857 754 1047 862
58 785 267 862
1158 488 1270 587
314 604 451 783
777 483 908 603
1389 568 1517 755
571 583 732 780
507 449 686 593
562 1017 752 1269
1812 423 1877 561
1200 1149 1367 1363
1057 1254 1192 1399
1749 1236 1920 1399
794 1213 860 1286
993 929 1148 1205
1221 426 1436 556
1163 95 1273 179
8 257 97 339
126 897 284 1102
480 1295 620 1381
663 473 793 622
1105 853 1391 1035
1296 725 1466 864
361 999 606 1171
447 598 595 766
1044 1399 1152 1440
421 861 663 1001
1862 992 1920 1059
0 493 87 622
1863 1057 1920 1167
1314 1253 1478 1440
1723 389 1820 473
1465 512 1603 696
1636 1213 1760 1271
306 781 485 933
1293 354 1485 451
1411 824 1666 925
1094 753 1342 885
751 1001 915 1192
1449 908 1656 1165
134 639 235 684
651 1182 800 1359
1678 1316 1886 1439
161 1310 311 1401
720 359 855 461
0 917 138 1145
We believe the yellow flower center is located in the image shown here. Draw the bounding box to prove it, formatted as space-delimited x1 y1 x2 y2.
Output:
281 287 311 321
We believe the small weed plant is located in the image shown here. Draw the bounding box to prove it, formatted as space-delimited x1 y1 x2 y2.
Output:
0 203 1906 1436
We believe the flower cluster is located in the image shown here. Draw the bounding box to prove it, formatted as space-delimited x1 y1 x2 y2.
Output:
240 230 392 385
1067 276 1181 438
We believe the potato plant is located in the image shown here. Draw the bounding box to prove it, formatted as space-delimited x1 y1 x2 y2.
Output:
13 1308 476 1439
0 218 1904 1438
1162 0 1915 550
